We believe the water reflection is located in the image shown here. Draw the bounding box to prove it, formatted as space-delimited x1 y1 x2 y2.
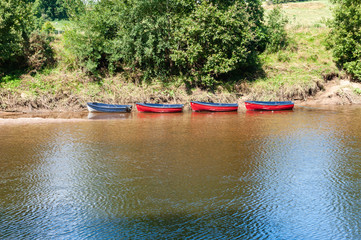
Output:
245 109 294 115
1 107 361 239
87 112 131 120
136 112 184 119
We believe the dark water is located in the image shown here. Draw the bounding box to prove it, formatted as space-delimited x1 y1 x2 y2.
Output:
1 107 361 239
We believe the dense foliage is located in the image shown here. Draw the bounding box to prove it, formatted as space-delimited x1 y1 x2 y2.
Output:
0 0 34 69
328 0 361 80
1 0 290 87
26 32 55 71
0 0 56 74
32 0 68 21
266 7 289 53
171 1 267 85
65 0 268 86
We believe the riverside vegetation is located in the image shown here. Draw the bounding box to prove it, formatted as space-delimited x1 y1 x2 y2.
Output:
0 0 360 112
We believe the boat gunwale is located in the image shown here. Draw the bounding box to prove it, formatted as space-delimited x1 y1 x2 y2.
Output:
87 102 132 109
244 101 294 106
190 101 238 107
136 103 184 109
87 102 132 113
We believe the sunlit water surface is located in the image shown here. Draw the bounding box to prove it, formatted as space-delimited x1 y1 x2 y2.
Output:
1 106 361 239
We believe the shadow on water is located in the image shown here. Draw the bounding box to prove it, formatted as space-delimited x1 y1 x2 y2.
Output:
0 209 260 239
101 209 259 239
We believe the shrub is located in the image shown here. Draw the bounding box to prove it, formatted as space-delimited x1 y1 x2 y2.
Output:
266 7 289 53
171 1 267 87
328 0 361 80
26 32 55 71
63 0 267 87
0 0 34 69
41 21 55 35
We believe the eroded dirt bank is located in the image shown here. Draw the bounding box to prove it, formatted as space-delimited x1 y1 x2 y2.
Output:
1 78 361 115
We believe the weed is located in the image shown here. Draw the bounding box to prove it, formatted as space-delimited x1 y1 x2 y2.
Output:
354 88 361 95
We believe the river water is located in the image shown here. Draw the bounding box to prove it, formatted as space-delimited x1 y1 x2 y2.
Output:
1 106 361 239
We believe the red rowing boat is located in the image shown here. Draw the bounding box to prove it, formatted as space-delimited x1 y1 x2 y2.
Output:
136 103 184 113
190 101 238 112
244 101 294 111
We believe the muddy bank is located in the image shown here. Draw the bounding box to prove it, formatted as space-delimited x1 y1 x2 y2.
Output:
297 79 361 105
1 76 361 114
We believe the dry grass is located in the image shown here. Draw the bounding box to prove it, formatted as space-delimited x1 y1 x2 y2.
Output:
245 26 339 101
264 0 333 27
264 2 328 10
0 70 239 112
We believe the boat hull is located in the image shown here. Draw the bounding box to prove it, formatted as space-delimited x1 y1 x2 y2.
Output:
87 102 132 113
245 101 294 111
136 103 183 113
190 101 238 112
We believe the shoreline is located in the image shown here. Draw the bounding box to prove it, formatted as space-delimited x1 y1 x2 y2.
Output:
1 78 361 116
0 104 359 125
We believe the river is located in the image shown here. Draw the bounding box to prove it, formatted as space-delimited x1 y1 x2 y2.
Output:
1 106 361 239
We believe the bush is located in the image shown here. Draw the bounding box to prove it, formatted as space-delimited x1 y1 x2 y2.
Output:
41 22 55 35
0 0 34 69
26 32 55 71
328 0 361 80
266 7 288 53
171 1 267 86
63 0 267 87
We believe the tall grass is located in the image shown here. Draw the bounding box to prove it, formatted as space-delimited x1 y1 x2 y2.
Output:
264 0 333 27
248 0 338 101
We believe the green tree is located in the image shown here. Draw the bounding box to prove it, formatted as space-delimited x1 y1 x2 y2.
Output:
63 0 124 74
32 0 68 21
328 0 361 80
64 0 189 75
171 1 267 86
26 31 55 71
0 0 34 69
41 21 55 34
63 0 268 86
266 7 288 53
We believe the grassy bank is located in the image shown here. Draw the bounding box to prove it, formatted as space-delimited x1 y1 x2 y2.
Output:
0 69 238 112
247 0 339 101
247 26 338 101
0 0 344 112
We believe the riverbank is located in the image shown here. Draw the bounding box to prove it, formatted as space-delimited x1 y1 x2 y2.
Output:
1 74 361 114
2 0 360 113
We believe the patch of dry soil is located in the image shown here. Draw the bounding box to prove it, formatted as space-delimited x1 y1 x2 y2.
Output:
299 79 361 105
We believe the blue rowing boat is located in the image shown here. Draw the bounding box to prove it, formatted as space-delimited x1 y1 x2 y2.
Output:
87 102 132 113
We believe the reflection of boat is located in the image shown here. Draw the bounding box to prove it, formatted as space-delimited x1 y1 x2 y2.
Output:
137 112 183 119
190 101 238 112
87 113 131 120
87 102 132 113
245 110 294 116
191 111 238 117
244 101 294 111
136 103 184 113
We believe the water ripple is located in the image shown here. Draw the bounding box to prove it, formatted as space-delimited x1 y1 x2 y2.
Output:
2 108 361 239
